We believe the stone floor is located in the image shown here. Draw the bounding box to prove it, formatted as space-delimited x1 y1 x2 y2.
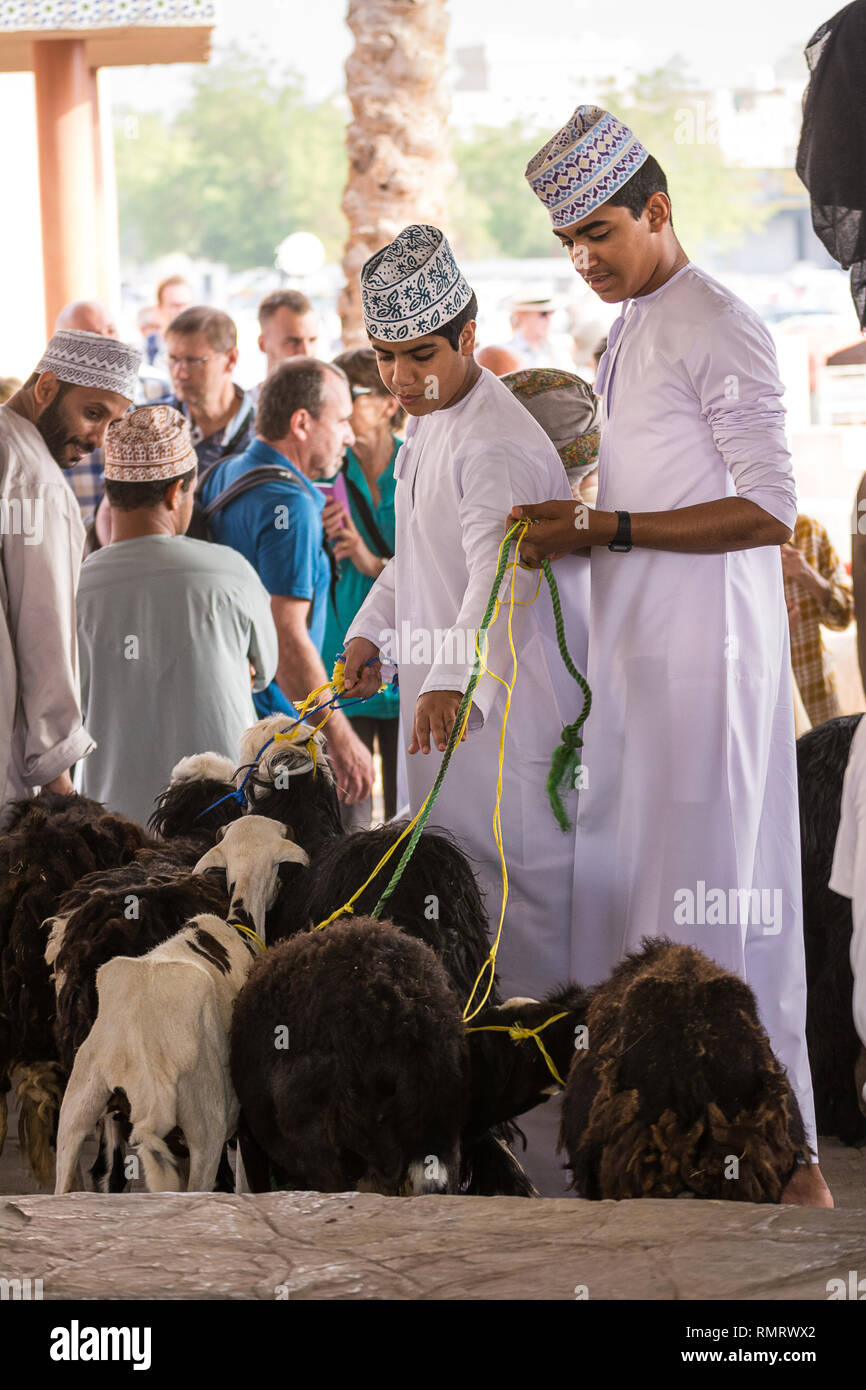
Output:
1 1089 864 1301
2 1188 864 1301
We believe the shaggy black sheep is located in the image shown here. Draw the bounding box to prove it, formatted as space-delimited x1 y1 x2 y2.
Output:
797 714 866 1143
282 820 544 1194
292 822 495 1001
0 795 151 1181
230 916 470 1194
560 939 810 1201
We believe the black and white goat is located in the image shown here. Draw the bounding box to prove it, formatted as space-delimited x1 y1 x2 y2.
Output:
237 716 343 855
230 916 469 1195
147 752 244 849
54 817 308 1193
559 939 810 1202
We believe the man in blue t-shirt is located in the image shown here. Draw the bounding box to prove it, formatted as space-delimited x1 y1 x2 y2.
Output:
199 358 374 806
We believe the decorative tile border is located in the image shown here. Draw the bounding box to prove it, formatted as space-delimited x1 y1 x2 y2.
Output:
0 0 215 28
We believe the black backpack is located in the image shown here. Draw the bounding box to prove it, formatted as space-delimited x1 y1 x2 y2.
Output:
187 458 310 541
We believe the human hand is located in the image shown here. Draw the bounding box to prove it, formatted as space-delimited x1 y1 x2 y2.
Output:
325 504 381 576
341 637 382 698
322 499 349 539
781 543 809 582
326 723 375 804
409 690 466 754
506 500 606 567
44 771 75 796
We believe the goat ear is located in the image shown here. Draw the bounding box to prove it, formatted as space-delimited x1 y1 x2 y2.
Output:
193 844 226 876
278 840 310 868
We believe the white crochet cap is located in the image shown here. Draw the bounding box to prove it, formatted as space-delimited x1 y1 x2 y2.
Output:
36 329 141 401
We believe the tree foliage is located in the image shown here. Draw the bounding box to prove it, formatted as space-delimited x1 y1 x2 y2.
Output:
114 52 775 270
114 50 347 270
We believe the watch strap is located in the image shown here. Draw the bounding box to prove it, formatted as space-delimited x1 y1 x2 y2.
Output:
608 509 632 552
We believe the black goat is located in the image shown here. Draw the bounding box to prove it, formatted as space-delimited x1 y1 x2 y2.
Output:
231 916 469 1194
292 822 495 1002
465 984 591 1139
797 714 866 1143
0 795 151 1182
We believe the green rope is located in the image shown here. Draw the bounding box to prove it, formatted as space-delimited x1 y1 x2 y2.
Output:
541 557 592 831
370 524 593 918
371 521 522 919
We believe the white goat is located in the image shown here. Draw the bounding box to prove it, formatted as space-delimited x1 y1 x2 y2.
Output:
54 818 307 1194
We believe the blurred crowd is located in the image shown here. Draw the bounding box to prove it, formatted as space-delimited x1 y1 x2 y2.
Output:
0 272 857 827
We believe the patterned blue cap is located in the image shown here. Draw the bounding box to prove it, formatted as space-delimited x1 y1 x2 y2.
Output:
361 225 474 342
525 106 649 229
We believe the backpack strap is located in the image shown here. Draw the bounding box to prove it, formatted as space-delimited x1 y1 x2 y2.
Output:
343 471 394 560
201 465 304 521
202 463 323 633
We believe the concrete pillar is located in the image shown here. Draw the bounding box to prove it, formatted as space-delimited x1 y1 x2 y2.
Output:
32 39 100 337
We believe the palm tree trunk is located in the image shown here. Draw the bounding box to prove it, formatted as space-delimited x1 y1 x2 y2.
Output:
339 0 453 346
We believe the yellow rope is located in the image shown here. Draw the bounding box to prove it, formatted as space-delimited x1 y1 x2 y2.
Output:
310 526 523 936
462 523 542 1022
465 1011 570 1087
309 521 545 1021
229 920 266 954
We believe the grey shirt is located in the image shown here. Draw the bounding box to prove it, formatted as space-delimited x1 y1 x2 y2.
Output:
77 534 277 827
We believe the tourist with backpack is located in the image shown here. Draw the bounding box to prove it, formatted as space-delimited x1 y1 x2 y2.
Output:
198 358 374 808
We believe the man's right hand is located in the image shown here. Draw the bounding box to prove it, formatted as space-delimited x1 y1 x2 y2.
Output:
326 721 375 805
44 771 75 796
341 637 383 699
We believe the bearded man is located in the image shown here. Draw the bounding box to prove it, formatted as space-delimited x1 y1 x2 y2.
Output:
0 329 140 820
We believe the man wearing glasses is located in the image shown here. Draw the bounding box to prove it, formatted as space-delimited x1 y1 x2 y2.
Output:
160 306 255 470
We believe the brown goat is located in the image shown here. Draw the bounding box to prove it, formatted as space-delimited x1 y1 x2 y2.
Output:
560 939 810 1202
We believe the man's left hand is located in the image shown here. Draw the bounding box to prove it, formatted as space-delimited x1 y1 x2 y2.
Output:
409 690 467 754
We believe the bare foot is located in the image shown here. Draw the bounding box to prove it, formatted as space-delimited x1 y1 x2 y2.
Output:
781 1164 834 1208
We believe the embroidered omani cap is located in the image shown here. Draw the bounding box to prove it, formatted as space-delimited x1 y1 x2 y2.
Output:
36 329 141 401
502 368 601 478
104 405 196 482
525 105 649 229
361 225 474 342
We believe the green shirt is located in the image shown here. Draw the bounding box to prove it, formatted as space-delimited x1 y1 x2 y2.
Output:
321 443 400 722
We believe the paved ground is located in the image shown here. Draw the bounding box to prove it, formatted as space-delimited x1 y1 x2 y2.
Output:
2 1188 864 1301
1 1091 863 1301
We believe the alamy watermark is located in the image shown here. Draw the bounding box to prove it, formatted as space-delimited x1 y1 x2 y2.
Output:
379 623 479 668
0 497 43 545
673 881 782 935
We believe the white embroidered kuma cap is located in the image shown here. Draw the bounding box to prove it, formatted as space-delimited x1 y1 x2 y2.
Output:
36 329 142 402
361 225 474 343
525 105 649 229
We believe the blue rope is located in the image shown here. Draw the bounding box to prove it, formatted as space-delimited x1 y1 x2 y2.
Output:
192 655 383 821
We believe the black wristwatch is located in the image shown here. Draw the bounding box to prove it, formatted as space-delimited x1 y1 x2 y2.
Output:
608 510 632 553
